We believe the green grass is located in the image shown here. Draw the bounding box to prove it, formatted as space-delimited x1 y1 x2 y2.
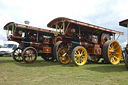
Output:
0 56 128 85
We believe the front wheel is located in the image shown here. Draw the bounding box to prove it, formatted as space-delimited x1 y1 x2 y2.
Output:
71 46 87 66
12 47 23 62
22 47 37 63
57 47 71 64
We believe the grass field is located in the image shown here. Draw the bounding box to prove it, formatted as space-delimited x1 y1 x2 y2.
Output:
0 56 128 85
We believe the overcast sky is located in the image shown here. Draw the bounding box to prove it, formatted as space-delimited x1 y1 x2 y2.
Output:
0 0 128 47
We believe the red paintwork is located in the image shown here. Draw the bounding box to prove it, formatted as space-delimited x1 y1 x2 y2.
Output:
43 47 51 53
87 48 93 54
80 40 88 48
94 48 101 55
87 47 101 55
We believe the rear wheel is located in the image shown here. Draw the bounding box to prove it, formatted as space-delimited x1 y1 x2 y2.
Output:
103 40 121 65
22 47 37 63
12 47 23 62
71 46 87 66
57 47 71 64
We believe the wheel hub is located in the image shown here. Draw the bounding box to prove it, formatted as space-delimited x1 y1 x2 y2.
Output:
77 54 81 58
111 50 116 55
18 53 21 56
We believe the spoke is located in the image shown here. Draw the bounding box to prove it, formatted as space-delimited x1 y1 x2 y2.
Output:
26 55 30 61
110 57 115 63
77 58 80 63
18 56 20 60
20 57 22 60
110 44 113 49
108 50 112 53
25 56 27 60
80 50 84 55
62 50 65 54
74 54 77 56
75 52 77 54
59 54 62 57
80 57 84 61
115 52 119 55
109 47 112 51
15 50 18 53
79 49 82 54
81 55 85 59
108 48 112 52
74 55 77 58
15 53 18 56
18 49 20 53
30 50 33 55
112 43 115 47
28 57 30 61
113 43 117 48
108 52 112 56
18 57 21 60
77 50 80 55
115 47 119 50
79 58 81 63
109 46 113 50
30 56 33 61
113 56 118 60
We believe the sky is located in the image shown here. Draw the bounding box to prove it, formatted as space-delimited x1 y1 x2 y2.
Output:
0 0 128 47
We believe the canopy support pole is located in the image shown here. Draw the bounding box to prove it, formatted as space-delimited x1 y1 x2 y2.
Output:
127 24 128 44
113 33 115 40
116 34 120 41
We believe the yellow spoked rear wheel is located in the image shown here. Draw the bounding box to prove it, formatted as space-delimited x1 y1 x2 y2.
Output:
71 46 87 66
57 48 71 64
103 40 121 65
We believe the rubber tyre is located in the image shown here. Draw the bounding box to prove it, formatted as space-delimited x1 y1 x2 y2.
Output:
103 40 121 65
71 46 87 66
53 41 63 60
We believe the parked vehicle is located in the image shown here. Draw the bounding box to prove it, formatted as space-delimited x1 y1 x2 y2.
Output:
119 19 128 69
48 17 124 66
4 22 58 63
0 41 19 57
